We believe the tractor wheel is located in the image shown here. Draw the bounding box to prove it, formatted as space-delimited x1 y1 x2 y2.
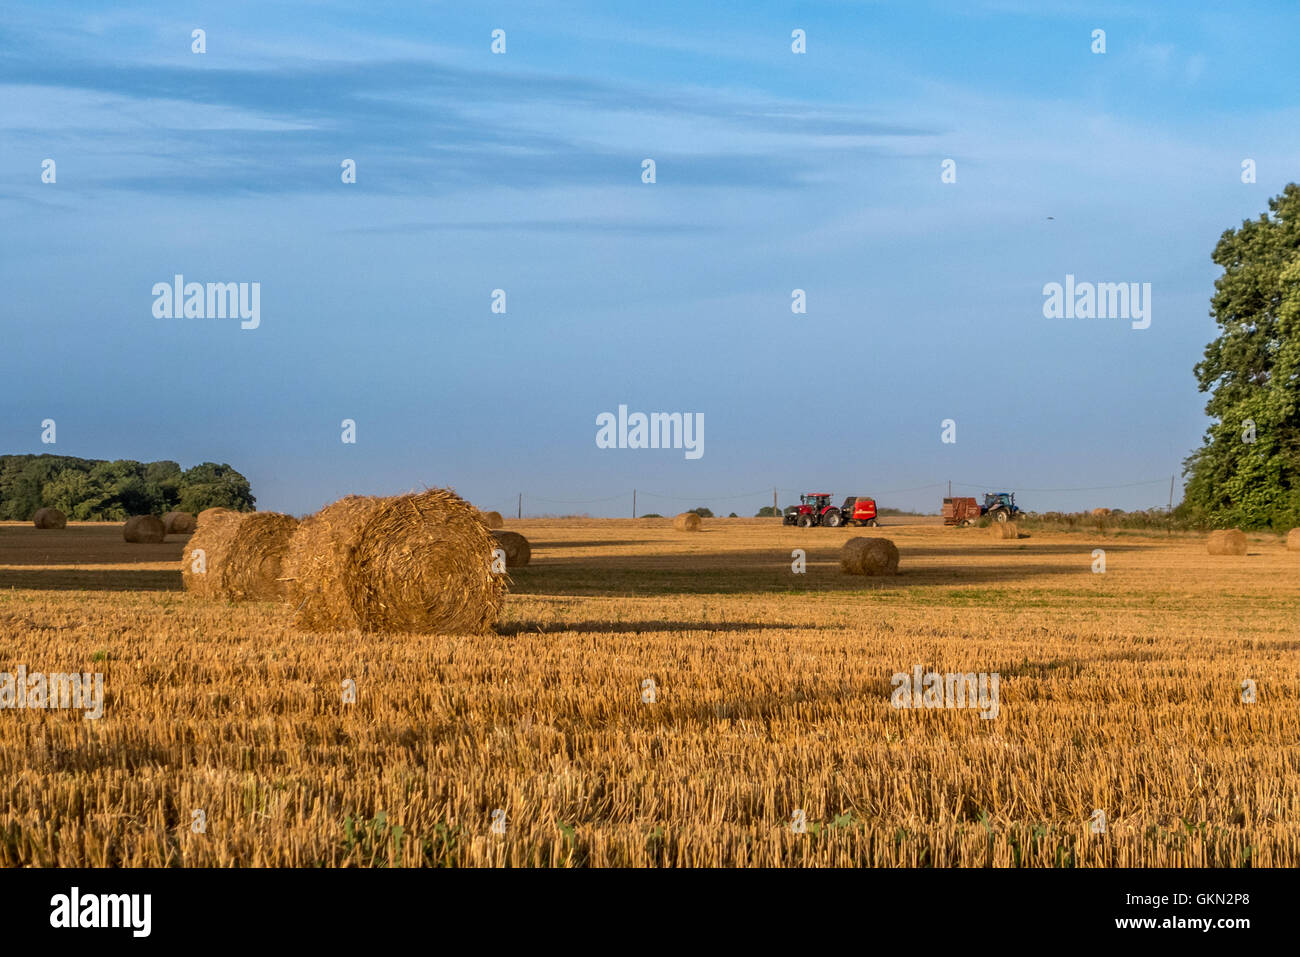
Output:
994 509 1009 523
867 519 878 527
823 509 842 527
797 514 815 528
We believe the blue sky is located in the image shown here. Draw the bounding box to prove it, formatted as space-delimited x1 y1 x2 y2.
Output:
2 1 1298 516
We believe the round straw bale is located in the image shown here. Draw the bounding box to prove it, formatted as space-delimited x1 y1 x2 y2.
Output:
197 507 234 527
840 537 899 575
181 518 234 598
1287 528 1300 552
281 496 376 627
123 515 165 544
221 512 298 600
491 530 531 568
163 510 197 534
990 522 1019 540
673 512 702 531
479 510 505 529
285 489 506 634
181 511 298 600
1207 529 1247 556
32 508 67 529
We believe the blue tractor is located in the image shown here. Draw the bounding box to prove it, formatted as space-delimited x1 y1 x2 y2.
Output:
982 492 1021 523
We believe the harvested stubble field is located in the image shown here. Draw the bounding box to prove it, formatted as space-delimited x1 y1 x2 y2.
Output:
0 517 1297 867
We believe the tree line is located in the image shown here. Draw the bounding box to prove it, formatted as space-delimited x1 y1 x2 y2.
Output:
1182 183 1300 530
0 455 255 521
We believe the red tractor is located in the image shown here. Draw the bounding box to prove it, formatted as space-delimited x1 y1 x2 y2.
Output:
783 494 878 528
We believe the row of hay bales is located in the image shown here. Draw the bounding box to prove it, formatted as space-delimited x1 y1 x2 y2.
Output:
34 507 202 540
124 510 205 542
180 490 529 634
1203 528 1300 555
838 524 1300 573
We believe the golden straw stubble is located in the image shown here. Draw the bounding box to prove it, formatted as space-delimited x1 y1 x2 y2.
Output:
286 488 506 634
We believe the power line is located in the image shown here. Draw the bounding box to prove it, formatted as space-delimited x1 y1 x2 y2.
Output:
637 487 773 501
950 478 1172 493
870 482 948 495
525 492 630 505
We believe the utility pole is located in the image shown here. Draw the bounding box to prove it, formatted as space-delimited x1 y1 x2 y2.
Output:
633 489 637 519
773 487 778 517
517 493 522 519
1168 475 1174 511
948 480 952 498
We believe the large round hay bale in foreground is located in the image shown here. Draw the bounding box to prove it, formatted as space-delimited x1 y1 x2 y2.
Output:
990 522 1019 540
123 515 166 544
840 537 899 576
163 510 196 534
479 510 504 529
197 507 234 527
32 508 67 529
1207 529 1247 556
491 530 531 568
182 511 299 601
673 512 702 531
285 488 506 634
1287 528 1300 552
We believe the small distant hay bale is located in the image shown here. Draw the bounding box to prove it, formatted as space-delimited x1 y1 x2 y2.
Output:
1091 508 1111 516
163 510 197 534
32 508 67 529
1287 528 1300 552
197 507 234 527
990 522 1019 540
181 511 299 600
491 530 531 568
1207 529 1247 556
284 488 506 634
479 510 505 529
123 515 166 544
840 537 899 575
673 512 702 531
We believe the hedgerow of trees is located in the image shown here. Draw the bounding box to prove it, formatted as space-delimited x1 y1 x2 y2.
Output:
0 455 256 521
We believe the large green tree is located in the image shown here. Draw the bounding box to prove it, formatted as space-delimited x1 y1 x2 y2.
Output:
0 454 256 520
1183 184 1300 528
176 462 257 514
